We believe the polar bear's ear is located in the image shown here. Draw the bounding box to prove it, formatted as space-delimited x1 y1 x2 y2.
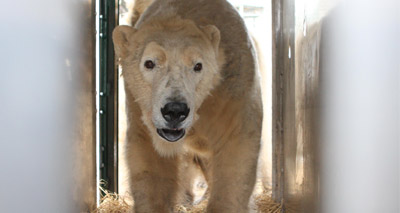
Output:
200 25 220 53
112 26 137 59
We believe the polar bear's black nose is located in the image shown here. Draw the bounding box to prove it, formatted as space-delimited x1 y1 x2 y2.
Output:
161 102 190 125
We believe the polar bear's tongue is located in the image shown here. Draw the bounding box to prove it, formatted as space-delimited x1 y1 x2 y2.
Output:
157 128 185 142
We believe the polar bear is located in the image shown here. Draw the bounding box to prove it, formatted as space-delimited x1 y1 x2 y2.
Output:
113 0 262 212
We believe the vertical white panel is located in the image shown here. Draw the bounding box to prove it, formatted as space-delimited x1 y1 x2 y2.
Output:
0 0 94 212
321 0 400 212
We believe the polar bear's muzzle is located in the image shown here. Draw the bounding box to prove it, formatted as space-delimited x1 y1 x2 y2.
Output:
157 102 190 142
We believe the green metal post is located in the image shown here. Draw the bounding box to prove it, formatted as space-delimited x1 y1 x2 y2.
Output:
99 0 119 193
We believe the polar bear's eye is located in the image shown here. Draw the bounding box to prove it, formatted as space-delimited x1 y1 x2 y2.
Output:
194 63 202 72
144 60 155 69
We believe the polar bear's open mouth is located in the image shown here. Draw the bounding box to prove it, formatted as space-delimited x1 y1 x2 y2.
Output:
157 128 186 142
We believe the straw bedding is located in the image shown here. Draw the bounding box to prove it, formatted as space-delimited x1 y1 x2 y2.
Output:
91 189 282 213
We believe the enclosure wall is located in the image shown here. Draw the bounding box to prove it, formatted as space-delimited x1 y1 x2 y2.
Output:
0 0 97 212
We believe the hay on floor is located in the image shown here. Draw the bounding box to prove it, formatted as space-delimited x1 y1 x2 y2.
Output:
92 189 282 213
254 191 283 213
92 187 131 213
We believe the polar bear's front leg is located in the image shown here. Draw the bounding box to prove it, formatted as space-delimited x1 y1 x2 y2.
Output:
127 137 179 213
206 137 260 213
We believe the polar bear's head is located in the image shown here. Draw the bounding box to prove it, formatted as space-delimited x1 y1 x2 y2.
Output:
113 17 223 153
